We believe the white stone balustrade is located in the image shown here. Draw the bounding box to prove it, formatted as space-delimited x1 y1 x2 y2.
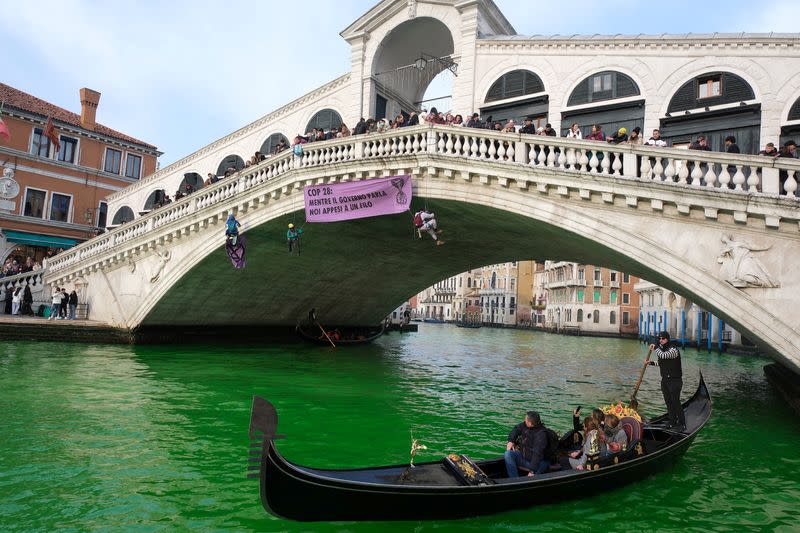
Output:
46 123 800 277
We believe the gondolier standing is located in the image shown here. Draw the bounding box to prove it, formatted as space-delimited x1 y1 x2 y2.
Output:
648 331 685 430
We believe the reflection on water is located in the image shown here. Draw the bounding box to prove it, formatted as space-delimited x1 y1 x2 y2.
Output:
1 325 799 532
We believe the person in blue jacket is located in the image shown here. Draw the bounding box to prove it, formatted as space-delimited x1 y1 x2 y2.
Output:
225 213 241 246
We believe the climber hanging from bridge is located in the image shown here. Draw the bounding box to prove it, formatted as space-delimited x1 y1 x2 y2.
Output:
224 213 246 269
413 209 444 246
287 223 304 255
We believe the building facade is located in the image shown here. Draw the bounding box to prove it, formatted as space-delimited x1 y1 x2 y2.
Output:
635 279 742 350
0 84 159 267
542 261 639 336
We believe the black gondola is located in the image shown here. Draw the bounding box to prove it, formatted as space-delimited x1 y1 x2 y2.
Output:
247 375 712 522
295 320 384 345
455 321 482 329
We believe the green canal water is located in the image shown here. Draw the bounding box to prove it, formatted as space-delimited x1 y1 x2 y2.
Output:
2 325 799 532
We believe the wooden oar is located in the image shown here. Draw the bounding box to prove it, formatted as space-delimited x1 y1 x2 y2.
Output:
630 346 654 411
316 321 336 348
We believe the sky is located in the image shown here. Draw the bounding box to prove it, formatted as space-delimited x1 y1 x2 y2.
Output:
1 0 795 167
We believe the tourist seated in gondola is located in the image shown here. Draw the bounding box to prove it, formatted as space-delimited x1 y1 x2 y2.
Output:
504 411 550 477
602 413 628 454
572 406 605 435
568 417 600 471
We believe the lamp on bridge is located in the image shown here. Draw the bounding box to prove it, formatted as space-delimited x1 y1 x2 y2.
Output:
414 56 427 71
84 208 93 224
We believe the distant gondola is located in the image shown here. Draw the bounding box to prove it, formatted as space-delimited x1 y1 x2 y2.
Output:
455 321 482 329
295 320 384 345
247 376 711 521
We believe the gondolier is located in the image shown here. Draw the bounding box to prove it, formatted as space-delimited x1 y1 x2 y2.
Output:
648 331 685 430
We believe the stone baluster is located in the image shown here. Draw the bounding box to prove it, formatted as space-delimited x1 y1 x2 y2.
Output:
747 168 760 192
488 139 497 160
785 170 798 197
546 147 556 167
413 135 421 153
652 159 664 181
537 145 547 167
497 142 506 160
588 151 599 173
445 134 453 154
690 161 703 186
611 152 623 175
578 149 589 171
437 134 446 154
717 166 731 189
566 148 577 171
506 141 515 161
639 156 652 179
732 166 746 191
600 151 611 174
704 164 717 188
677 160 689 185
479 138 488 159
664 159 676 183
397 136 406 154
453 135 462 156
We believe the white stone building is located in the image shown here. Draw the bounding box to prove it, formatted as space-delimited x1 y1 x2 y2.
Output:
635 279 743 350
102 0 800 227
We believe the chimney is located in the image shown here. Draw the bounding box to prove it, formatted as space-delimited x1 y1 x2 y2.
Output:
79 88 101 131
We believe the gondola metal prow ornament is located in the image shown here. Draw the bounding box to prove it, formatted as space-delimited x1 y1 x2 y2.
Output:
409 431 427 468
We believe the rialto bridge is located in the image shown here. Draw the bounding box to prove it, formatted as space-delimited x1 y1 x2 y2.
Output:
43 124 800 373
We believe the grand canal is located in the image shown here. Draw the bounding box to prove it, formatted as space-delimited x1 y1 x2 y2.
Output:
2 325 799 532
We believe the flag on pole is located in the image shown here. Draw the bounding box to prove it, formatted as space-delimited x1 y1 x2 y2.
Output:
43 116 60 152
0 101 10 143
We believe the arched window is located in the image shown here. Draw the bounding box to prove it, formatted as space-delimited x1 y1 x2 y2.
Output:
788 96 800 121
667 72 755 113
491 272 497 289
144 189 166 211
260 133 289 156
305 109 342 134
577 309 583 323
593 310 600 324
610 311 617 325
467 277 471 288
567 70 641 106
567 71 640 106
216 155 245 176
485 70 544 102
179 173 203 193
111 206 134 225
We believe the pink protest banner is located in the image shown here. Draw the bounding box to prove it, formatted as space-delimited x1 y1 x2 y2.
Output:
304 175 412 222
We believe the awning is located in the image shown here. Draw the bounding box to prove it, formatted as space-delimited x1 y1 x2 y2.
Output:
3 230 79 248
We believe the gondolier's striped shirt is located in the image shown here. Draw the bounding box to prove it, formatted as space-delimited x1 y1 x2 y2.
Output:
653 345 682 379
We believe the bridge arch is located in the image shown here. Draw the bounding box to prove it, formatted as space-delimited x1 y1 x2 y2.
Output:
369 16 456 116
143 189 166 211
179 172 204 194
479 69 549 126
111 206 134 225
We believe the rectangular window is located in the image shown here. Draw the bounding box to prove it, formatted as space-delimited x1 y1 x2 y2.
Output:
577 268 584 281
58 136 78 163
610 291 617 304
594 268 601 283
623 293 630 305
623 311 630 325
49 193 71 222
23 188 47 218
593 290 600 303
511 279 515 291
623 273 630 283
577 290 584 302
592 73 612 93
698 77 722 99
104 148 122 174
97 201 108 228
31 128 50 157
510 297 516 309
610 271 617 282
125 153 142 179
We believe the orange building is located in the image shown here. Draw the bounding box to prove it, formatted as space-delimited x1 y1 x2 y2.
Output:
0 83 160 267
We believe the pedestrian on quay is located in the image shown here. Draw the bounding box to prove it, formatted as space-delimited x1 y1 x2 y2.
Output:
49 287 62 320
68 289 78 320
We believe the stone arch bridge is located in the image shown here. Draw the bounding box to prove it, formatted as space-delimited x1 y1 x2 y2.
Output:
45 125 800 371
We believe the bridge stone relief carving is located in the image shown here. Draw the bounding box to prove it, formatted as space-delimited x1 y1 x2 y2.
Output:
149 250 171 284
717 234 780 289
